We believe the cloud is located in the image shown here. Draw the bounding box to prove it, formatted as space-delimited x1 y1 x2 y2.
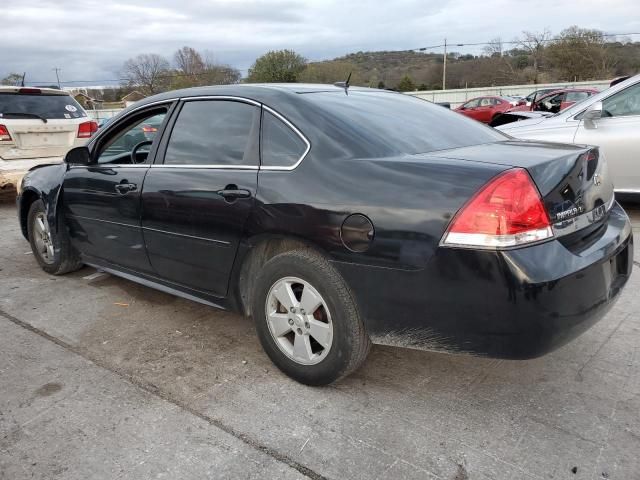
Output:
2 0 639 85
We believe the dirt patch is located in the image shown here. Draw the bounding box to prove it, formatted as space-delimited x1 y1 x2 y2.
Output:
34 382 63 397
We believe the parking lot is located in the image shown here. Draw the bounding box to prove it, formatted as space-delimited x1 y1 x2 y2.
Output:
0 197 638 479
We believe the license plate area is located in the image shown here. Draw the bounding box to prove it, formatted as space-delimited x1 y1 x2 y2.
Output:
18 132 70 148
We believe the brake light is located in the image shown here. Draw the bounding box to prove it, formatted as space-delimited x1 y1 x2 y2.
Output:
441 168 553 248
0 125 12 142
77 120 98 138
18 88 41 94
141 125 157 134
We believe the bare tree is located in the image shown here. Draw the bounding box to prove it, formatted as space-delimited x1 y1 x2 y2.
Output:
174 46 206 76
121 54 171 95
483 37 503 57
516 29 552 83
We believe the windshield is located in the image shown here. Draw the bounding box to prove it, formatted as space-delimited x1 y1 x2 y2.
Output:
0 93 86 120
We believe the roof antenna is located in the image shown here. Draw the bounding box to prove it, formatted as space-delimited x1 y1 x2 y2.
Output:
334 72 352 95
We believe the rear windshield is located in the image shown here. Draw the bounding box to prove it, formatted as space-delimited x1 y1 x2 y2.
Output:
0 93 86 120
302 91 506 156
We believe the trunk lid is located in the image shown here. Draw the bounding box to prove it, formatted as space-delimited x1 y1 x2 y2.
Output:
427 139 615 231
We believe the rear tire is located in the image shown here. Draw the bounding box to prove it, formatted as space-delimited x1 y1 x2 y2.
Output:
252 248 371 386
27 199 83 275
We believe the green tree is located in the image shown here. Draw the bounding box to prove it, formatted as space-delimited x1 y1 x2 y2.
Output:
246 50 307 83
377 81 385 89
396 75 416 92
298 61 360 84
1 73 23 86
546 26 615 80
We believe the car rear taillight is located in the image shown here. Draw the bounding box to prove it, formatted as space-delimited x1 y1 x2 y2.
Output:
141 124 157 134
77 120 98 138
441 168 553 249
18 88 41 94
0 125 12 142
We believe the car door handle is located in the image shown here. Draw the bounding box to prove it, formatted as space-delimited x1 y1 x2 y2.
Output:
115 182 137 194
217 188 251 200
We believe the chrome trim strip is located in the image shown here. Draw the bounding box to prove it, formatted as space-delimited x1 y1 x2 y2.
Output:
149 164 258 170
179 95 261 107
259 105 311 171
69 214 138 229
551 196 616 238
69 164 150 169
142 226 231 245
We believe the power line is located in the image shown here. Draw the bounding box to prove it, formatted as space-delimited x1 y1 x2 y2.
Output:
18 31 640 86
406 31 640 52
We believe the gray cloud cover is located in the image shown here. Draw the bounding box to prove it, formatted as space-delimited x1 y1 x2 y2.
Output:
3 0 639 85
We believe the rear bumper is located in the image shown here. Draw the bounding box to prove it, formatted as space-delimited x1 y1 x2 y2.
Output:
334 202 633 359
0 157 64 190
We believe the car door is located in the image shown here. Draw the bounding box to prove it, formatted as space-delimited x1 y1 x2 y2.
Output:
62 104 173 272
475 98 494 123
457 98 480 120
140 98 260 297
574 82 640 193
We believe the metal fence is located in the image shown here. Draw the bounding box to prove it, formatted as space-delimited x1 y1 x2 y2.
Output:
406 80 611 107
85 79 612 119
86 108 123 124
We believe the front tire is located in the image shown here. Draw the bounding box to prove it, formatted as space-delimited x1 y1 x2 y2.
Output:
252 249 371 385
27 200 83 275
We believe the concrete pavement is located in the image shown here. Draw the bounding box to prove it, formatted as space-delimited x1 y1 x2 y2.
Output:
1 199 639 480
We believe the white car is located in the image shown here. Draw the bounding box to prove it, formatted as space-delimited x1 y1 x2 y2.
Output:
0 86 97 191
497 74 640 195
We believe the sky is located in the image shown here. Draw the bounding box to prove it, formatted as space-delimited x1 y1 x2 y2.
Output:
3 0 639 86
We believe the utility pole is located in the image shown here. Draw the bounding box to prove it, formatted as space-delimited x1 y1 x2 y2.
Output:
53 67 61 88
442 38 447 91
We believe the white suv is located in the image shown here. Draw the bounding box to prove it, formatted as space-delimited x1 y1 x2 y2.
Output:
0 86 97 192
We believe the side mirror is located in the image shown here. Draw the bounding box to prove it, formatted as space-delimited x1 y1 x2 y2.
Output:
64 146 91 165
583 101 603 129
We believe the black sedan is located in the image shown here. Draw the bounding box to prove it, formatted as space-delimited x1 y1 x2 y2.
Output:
17 84 633 385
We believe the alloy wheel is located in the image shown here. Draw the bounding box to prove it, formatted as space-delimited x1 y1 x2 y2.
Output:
265 276 333 365
32 212 55 264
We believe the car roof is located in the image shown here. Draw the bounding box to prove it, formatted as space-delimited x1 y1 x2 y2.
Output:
122 83 401 117
0 86 70 96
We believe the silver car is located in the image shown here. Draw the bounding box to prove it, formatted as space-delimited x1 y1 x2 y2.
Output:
497 74 640 195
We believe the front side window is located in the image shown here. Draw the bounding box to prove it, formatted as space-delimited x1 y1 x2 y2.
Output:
164 100 259 166
97 109 167 165
261 110 307 168
479 98 492 107
602 83 640 117
462 99 480 109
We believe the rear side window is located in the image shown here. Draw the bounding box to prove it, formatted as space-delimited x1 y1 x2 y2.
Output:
261 110 308 167
0 93 86 120
164 100 259 166
566 92 590 102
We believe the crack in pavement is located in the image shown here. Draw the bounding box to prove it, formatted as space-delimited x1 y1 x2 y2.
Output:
0 308 327 480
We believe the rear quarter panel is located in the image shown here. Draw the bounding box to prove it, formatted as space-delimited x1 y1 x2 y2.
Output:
249 153 508 270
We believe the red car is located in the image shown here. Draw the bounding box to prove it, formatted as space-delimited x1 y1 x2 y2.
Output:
508 88 599 114
454 96 516 123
